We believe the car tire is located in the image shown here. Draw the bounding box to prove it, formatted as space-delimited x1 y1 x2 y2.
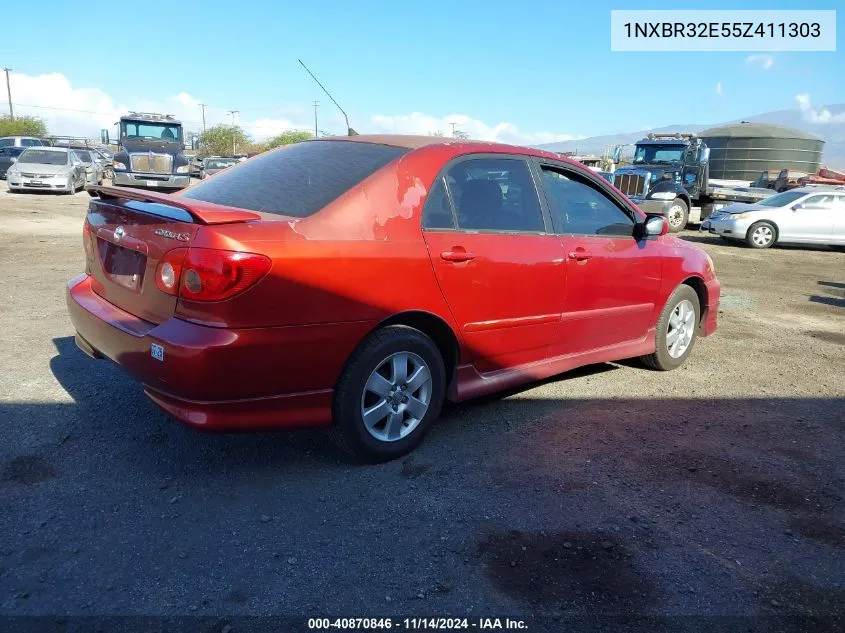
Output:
330 325 446 463
666 198 689 233
64 177 74 195
640 284 700 371
746 221 776 248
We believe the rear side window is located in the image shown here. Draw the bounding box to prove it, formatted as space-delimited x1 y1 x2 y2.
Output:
182 141 408 217
421 177 455 229
21 138 43 147
445 158 544 232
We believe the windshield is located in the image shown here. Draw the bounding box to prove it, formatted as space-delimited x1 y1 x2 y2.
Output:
121 121 182 143
759 190 807 207
75 151 92 162
18 149 68 165
633 144 685 165
205 159 237 169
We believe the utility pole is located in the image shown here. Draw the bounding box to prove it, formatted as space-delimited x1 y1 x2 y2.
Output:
449 122 457 137
3 68 13 119
312 100 319 138
227 110 239 155
199 103 206 131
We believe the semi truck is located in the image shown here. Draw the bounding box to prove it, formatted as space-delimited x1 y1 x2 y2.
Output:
101 112 191 192
609 133 775 232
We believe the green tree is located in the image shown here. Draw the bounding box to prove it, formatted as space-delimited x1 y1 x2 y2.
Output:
0 115 48 137
266 130 314 148
198 124 251 156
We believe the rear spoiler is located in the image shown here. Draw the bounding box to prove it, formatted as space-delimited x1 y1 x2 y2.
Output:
86 185 261 225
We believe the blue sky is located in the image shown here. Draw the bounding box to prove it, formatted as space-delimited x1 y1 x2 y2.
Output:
2 0 842 142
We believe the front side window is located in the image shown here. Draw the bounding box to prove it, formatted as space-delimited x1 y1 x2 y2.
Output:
801 195 834 210
18 150 69 165
445 158 544 232
541 167 635 237
75 151 93 162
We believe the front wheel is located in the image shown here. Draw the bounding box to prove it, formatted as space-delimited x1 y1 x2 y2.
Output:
666 198 689 233
640 284 700 371
330 325 446 462
746 221 776 248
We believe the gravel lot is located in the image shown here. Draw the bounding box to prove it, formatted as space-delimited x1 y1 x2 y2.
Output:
0 187 843 632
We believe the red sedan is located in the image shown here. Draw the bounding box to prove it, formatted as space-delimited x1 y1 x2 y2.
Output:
67 136 720 461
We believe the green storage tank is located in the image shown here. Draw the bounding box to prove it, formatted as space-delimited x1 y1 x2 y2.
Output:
700 121 824 181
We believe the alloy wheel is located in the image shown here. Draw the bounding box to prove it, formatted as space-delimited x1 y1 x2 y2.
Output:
360 351 432 442
667 299 695 359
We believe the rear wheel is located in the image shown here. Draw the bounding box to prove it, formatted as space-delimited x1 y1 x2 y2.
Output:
640 284 700 371
746 221 776 248
330 325 446 462
666 198 689 233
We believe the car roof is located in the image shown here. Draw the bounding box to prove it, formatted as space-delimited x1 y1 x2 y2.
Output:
312 134 565 161
23 145 68 152
791 186 845 195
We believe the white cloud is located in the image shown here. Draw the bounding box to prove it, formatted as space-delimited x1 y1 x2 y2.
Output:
715 82 723 96
746 54 774 70
5 71 582 146
4 71 314 141
369 112 581 146
795 93 845 124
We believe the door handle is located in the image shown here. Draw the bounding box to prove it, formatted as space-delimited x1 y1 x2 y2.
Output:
441 250 476 263
567 249 592 261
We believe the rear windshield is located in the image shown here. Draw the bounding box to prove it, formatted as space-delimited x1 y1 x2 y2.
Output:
182 140 409 217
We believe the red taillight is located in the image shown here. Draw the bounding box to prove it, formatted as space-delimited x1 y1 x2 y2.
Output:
177 248 271 302
155 248 188 296
82 218 95 258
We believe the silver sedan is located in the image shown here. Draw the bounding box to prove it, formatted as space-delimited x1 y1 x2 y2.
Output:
701 187 845 250
5 147 87 194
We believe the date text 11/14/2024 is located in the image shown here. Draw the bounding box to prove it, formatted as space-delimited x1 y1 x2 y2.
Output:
307 618 528 630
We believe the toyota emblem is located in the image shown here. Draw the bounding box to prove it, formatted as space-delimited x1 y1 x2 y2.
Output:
114 226 125 241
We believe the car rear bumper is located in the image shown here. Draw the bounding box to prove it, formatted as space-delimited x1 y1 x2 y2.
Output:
66 274 373 430
112 172 190 190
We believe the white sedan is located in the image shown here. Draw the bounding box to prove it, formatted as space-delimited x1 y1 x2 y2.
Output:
5 147 88 194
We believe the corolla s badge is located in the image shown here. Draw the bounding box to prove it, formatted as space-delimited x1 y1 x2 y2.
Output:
113 226 125 241
154 228 190 242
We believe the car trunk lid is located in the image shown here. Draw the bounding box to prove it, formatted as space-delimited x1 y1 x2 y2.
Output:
85 186 261 324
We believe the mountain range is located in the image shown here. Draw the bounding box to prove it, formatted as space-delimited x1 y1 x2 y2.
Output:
535 103 845 169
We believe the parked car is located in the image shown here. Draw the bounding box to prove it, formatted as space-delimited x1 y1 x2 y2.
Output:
189 156 204 178
0 136 45 149
5 146 88 194
0 146 26 179
72 149 105 186
67 136 720 461
701 187 845 249
201 156 239 178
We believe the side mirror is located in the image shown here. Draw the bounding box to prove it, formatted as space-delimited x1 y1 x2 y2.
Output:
612 147 622 164
699 147 710 165
643 215 668 237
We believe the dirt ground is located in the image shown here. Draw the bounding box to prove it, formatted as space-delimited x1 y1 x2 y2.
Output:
0 187 842 632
